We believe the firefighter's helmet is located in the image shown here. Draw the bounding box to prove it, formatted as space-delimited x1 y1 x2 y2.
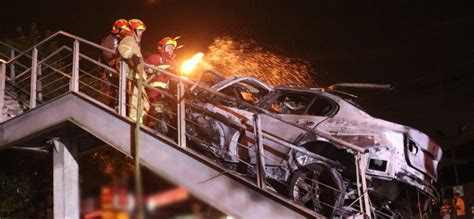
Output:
119 28 132 38
111 19 129 34
128 19 146 31
158 37 177 51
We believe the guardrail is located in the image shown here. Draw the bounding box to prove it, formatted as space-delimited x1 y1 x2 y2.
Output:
0 31 376 218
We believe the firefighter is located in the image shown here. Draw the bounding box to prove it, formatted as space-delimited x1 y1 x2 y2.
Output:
101 19 131 67
101 186 116 219
440 198 452 219
99 19 131 107
453 193 466 219
144 37 179 133
117 19 149 122
114 185 134 219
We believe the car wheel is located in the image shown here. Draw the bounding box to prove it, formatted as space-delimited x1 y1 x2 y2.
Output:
289 163 345 217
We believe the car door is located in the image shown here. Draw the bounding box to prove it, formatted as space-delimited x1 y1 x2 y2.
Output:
205 78 271 163
251 91 335 166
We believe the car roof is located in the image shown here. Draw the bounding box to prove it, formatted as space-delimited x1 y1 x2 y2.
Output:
210 75 351 103
211 76 274 92
274 86 342 100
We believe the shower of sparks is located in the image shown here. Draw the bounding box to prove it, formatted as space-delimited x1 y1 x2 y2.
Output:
197 36 317 87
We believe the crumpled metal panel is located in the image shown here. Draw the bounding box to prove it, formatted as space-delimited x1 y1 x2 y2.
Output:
205 76 443 202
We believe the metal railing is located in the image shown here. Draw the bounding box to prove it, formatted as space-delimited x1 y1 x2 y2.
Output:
0 31 375 218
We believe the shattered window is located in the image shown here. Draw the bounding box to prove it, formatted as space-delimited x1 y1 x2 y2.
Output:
307 97 333 116
270 93 314 114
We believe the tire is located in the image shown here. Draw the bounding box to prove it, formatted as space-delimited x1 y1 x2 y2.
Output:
289 163 346 217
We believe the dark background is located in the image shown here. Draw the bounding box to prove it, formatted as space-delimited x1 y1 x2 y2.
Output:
2 0 474 185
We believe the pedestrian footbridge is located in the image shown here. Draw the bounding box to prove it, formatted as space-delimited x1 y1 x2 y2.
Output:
0 32 322 218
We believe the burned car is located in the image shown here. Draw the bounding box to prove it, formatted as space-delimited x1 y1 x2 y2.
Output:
184 71 442 218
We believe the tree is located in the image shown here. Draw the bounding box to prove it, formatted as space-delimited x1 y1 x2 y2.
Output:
2 23 58 56
0 150 52 217
0 24 58 217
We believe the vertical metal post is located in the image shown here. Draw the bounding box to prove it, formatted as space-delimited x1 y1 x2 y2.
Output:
253 114 267 189
37 64 43 103
30 48 38 109
134 60 145 219
118 61 127 116
354 153 364 213
70 40 80 92
53 139 79 219
177 79 187 148
0 63 5 122
356 153 372 218
9 49 15 83
452 149 460 186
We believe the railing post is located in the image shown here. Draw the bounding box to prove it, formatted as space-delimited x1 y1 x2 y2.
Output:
30 48 38 109
118 61 127 116
177 79 186 148
0 63 5 122
355 153 372 218
354 153 364 214
37 64 43 103
70 40 79 92
253 114 267 189
9 49 15 83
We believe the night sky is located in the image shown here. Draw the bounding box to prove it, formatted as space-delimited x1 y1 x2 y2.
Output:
2 0 474 184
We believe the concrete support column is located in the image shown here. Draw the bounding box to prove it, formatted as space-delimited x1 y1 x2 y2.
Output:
53 139 79 219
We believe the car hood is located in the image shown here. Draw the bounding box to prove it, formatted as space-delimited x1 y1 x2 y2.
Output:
318 102 442 181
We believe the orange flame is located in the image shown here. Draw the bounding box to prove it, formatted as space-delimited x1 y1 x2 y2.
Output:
180 52 204 74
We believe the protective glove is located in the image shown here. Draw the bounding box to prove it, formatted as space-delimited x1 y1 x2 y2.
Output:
130 54 141 67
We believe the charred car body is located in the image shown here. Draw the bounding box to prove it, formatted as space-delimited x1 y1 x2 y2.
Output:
185 72 442 218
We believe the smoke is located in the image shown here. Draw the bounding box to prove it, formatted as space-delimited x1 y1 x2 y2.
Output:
198 36 317 87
